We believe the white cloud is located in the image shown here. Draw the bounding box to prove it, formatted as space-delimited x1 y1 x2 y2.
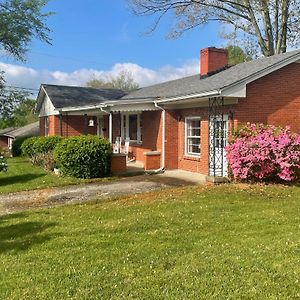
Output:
0 59 199 91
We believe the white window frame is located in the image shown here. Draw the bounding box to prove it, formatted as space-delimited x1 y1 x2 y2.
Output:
185 117 201 157
44 116 49 136
121 113 142 144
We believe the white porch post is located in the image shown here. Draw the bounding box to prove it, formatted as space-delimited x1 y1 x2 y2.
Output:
109 113 113 143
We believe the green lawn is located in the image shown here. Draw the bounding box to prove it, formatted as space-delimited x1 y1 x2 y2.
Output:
0 157 112 194
0 184 300 299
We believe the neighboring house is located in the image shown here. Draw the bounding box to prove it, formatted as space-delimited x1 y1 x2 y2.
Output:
0 122 39 150
36 47 300 177
0 127 16 149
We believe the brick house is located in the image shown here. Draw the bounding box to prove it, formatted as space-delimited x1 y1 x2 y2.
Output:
36 48 300 177
0 122 39 150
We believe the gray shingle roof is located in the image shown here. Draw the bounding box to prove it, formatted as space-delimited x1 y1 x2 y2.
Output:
0 127 17 136
2 122 39 138
42 84 127 108
121 49 300 100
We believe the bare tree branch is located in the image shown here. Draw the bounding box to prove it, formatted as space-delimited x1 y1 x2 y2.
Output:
128 0 300 56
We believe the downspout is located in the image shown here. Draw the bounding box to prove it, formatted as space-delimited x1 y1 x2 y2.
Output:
153 102 165 173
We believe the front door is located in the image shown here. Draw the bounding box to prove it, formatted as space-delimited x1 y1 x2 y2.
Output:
209 115 229 177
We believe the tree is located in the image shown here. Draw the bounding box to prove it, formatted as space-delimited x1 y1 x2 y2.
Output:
86 71 139 91
227 45 252 65
128 0 300 56
0 0 51 128
0 72 32 129
0 0 52 60
13 99 38 126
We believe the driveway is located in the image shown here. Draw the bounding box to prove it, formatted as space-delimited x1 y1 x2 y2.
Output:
0 171 206 215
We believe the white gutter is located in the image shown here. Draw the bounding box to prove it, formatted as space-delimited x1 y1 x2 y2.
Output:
156 90 220 104
103 99 155 106
154 102 165 171
100 107 110 114
59 104 107 112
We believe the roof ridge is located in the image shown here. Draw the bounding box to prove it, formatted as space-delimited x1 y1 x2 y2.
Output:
42 83 125 92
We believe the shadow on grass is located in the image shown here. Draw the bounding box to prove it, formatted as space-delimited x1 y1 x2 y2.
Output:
0 220 57 254
0 174 46 187
0 212 28 224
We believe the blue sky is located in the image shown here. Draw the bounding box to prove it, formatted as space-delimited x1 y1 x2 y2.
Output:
0 0 223 90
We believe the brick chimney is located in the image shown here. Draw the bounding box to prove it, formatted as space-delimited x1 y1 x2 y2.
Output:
200 47 228 77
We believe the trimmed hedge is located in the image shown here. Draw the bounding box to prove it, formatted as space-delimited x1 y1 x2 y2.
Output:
21 136 39 157
11 136 32 157
54 135 111 179
21 136 63 157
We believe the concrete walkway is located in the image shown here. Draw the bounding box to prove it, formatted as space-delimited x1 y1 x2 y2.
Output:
0 170 205 215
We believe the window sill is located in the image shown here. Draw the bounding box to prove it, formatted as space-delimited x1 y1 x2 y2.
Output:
183 155 201 161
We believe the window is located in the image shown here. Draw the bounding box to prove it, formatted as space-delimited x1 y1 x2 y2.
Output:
121 113 142 143
44 116 49 136
185 117 201 156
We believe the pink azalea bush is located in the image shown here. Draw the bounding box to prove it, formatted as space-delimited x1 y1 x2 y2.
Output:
225 123 300 182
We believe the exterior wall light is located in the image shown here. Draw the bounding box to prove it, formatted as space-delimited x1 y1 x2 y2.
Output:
88 119 94 127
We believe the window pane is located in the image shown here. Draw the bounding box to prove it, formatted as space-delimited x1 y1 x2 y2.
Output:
189 128 200 137
129 115 137 140
186 118 201 155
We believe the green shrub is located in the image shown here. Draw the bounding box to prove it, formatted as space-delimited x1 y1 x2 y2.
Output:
21 136 39 157
12 136 32 157
54 135 111 179
34 136 63 154
21 136 63 157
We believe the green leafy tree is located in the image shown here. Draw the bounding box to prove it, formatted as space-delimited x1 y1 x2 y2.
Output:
0 0 52 128
128 0 300 56
227 45 252 65
13 99 38 127
86 71 139 91
0 72 31 129
0 0 52 60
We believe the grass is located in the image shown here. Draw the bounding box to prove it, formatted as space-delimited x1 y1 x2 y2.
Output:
0 184 300 299
0 157 113 194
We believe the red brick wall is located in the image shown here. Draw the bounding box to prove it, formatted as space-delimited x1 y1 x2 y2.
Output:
144 152 161 170
111 154 127 174
235 62 300 133
164 110 179 169
39 117 45 136
164 106 236 175
42 115 98 137
0 136 8 148
48 115 60 136
200 47 228 76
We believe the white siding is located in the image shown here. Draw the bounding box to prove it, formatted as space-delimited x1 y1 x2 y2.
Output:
38 94 59 117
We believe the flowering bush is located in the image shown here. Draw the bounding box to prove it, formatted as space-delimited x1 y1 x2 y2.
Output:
0 152 8 172
225 123 300 182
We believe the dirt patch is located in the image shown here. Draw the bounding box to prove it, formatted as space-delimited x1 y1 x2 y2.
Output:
0 173 201 215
